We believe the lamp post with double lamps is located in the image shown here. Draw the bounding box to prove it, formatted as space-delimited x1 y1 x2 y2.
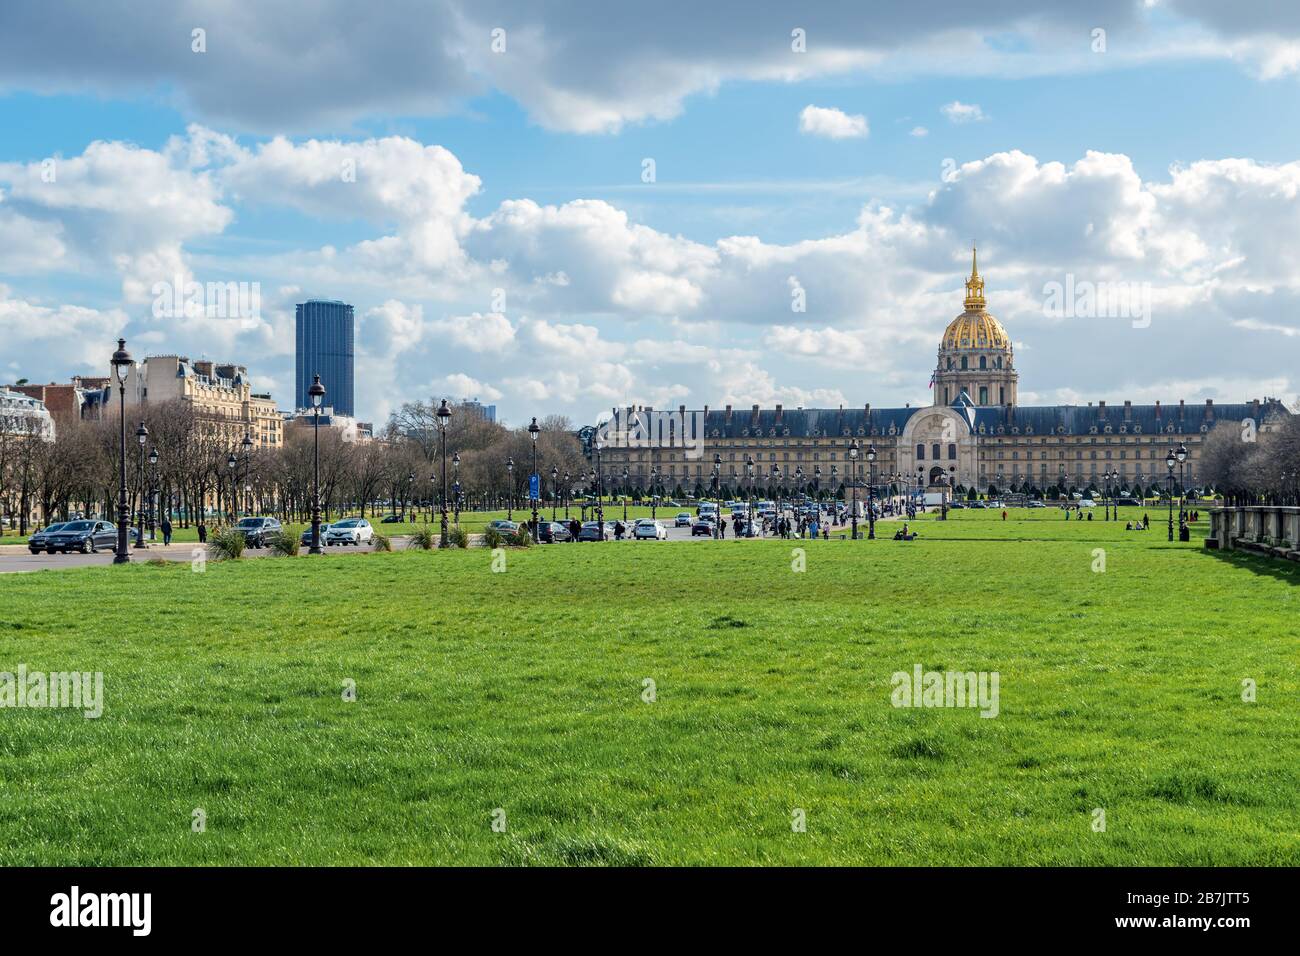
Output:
649 465 658 519
712 454 723 539
147 446 159 541
551 466 559 522
241 433 253 515
308 374 325 553
436 399 451 547
506 458 514 519
527 417 540 541
1166 447 1176 542
848 440 860 540
866 443 877 539
110 339 133 564
744 455 755 536
622 467 629 520
132 422 148 548
1176 442 1188 526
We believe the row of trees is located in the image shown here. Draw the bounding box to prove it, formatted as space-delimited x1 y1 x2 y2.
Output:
0 398 589 534
1197 414 1300 505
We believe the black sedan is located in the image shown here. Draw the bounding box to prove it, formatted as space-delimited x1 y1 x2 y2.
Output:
234 516 282 548
691 518 716 536
28 522 69 554
42 520 119 553
535 521 573 543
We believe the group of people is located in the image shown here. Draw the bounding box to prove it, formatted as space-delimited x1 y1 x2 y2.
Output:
1124 515 1152 531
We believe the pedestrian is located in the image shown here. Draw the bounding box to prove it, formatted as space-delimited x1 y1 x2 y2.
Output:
161 516 173 545
197 521 207 543
1002 509 1007 521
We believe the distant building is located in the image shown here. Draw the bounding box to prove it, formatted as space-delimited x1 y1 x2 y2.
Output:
6 376 109 421
283 406 373 443
0 388 55 440
458 398 497 423
296 300 355 417
116 355 283 447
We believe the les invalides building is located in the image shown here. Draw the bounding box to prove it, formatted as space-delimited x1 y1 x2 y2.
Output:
592 251 1288 498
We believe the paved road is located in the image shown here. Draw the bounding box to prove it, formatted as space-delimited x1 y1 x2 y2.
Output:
0 515 897 573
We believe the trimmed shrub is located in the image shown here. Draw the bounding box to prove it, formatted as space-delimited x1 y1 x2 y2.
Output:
268 532 300 556
481 527 504 549
406 527 436 550
447 525 470 549
207 526 245 561
372 533 392 552
506 526 534 548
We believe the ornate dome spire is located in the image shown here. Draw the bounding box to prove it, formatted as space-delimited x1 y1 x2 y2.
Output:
964 244 985 311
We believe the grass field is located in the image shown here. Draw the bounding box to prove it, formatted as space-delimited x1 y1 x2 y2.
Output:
0 509 1296 865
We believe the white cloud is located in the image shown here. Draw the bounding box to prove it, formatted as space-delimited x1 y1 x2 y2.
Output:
941 100 987 123
799 105 869 139
910 126 929 137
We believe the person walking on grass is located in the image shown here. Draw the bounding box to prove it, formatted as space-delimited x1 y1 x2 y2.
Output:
161 516 172 546
197 520 207 543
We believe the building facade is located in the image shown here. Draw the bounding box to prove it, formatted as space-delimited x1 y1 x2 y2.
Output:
592 254 1289 497
5 376 109 421
0 388 56 440
117 355 283 448
296 300 355 417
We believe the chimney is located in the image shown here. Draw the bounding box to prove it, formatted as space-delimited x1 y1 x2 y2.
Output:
775 403 783 424
1124 400 1132 420
1098 400 1106 417
724 404 732 424
1178 399 1185 418
751 404 760 427
1204 398 1213 421
1253 399 1261 420
1155 400 1161 419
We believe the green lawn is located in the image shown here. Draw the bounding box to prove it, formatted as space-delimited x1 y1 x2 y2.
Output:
0 510 1295 865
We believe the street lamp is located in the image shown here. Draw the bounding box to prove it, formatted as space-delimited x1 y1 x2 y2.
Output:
594 439 605 537
622 466 629 521
528 416 540 541
551 466 558 521
866 443 877 540
712 453 722 539
848 440 860 540
148 446 159 541
745 454 755 537
1176 441 1188 527
226 452 237 522
241 432 253 516
308 373 325 553
436 399 451 547
1109 468 1119 521
506 458 514 519
649 465 659 519
564 471 571 519
1166 447 1176 542
111 339 132 564
452 453 461 527
133 421 148 548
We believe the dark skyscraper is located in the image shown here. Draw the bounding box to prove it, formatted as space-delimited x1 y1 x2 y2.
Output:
295 299 355 416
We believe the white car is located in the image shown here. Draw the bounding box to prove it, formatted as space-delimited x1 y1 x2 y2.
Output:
1077 498 1096 508
674 512 693 527
325 518 374 545
633 519 668 540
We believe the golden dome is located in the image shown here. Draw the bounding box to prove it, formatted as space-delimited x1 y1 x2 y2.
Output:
942 310 1011 350
940 245 1011 350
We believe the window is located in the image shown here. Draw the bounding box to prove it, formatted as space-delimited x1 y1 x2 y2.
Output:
979 386 989 404
947 443 956 460
916 443 925 460
979 356 987 370
931 443 941 460
961 356 968 370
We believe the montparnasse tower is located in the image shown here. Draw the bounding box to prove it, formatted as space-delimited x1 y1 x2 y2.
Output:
933 246 1018 407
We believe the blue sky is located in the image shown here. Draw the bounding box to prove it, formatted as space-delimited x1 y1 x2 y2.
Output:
2 1 1300 424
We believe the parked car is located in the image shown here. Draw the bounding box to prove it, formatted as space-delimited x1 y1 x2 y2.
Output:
325 518 373 546
1116 496 1141 506
28 522 69 554
691 517 716 536
535 521 572 543
486 519 519 535
42 519 118 554
948 501 965 509
380 514 404 524
673 512 693 527
577 521 613 541
968 501 987 509
633 519 668 540
234 516 282 548
300 523 331 546
1027 500 1046 508
1078 498 1096 507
